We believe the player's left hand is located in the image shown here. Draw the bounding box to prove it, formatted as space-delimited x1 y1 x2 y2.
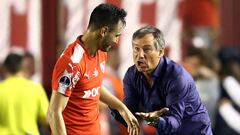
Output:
119 108 140 135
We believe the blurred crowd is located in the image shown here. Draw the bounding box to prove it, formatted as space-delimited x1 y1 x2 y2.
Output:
0 0 240 135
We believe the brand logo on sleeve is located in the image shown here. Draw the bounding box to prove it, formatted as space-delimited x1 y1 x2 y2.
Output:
72 71 80 88
68 63 76 71
84 72 90 79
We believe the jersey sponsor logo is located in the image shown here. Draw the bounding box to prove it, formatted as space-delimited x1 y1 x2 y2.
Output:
82 86 100 98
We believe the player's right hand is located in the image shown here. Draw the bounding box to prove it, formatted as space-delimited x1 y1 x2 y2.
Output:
119 108 140 135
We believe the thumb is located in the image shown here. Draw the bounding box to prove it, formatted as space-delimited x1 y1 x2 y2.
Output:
158 107 169 115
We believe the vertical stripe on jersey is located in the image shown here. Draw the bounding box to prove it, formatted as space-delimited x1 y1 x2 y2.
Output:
70 44 84 63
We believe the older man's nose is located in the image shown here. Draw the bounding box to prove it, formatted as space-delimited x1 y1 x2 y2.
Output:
138 49 144 58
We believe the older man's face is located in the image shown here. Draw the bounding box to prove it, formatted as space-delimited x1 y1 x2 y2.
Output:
132 33 162 74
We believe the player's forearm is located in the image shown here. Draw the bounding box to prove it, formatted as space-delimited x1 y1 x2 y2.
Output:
47 91 69 135
47 110 67 135
100 86 127 112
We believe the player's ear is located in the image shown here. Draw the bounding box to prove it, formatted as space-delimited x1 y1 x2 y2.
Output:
100 26 109 37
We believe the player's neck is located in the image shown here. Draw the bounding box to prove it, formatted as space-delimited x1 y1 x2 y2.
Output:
81 31 99 57
5 72 21 78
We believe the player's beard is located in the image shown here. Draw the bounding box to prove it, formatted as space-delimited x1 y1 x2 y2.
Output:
99 37 113 52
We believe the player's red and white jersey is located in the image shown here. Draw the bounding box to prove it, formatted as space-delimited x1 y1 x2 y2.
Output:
52 36 107 135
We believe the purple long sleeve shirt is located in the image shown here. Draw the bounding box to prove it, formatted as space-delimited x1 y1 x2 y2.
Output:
123 56 212 135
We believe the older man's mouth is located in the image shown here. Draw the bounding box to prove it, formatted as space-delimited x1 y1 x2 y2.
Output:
137 61 147 68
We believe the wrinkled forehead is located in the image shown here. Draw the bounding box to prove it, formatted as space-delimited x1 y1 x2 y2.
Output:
132 33 155 47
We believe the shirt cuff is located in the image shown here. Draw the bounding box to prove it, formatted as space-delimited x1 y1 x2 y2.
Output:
157 117 166 132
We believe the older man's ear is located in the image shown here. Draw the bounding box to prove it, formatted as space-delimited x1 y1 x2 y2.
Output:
158 48 164 57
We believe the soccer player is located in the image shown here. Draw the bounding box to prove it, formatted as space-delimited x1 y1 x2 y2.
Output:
113 26 212 135
47 3 139 135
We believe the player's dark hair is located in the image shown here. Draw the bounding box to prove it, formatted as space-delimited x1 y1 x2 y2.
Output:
88 3 127 31
132 26 165 50
3 53 23 74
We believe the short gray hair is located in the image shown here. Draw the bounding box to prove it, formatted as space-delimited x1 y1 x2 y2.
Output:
132 26 165 50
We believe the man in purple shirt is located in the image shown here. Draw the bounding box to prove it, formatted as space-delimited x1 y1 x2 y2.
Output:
113 26 212 135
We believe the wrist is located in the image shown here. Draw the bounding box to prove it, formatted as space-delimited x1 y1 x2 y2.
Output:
118 104 128 114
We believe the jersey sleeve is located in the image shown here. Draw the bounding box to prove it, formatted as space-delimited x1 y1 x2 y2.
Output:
52 55 81 97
